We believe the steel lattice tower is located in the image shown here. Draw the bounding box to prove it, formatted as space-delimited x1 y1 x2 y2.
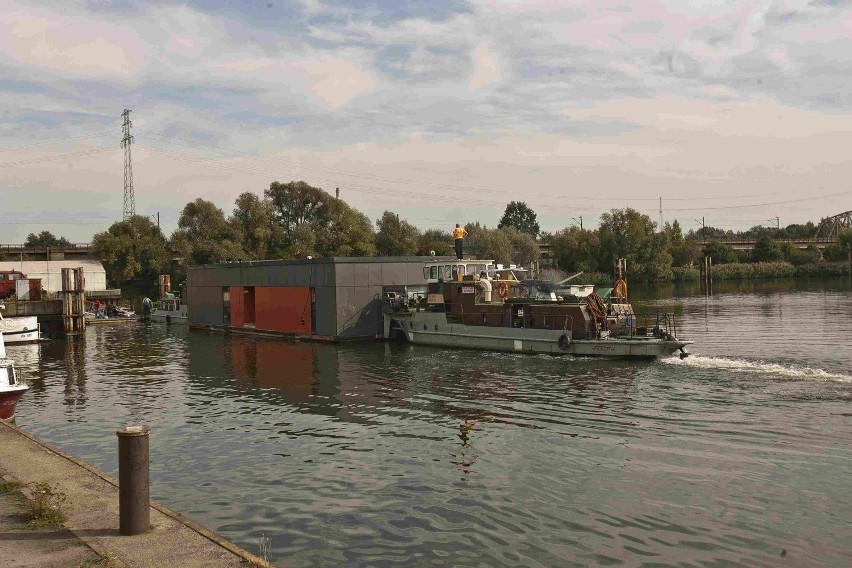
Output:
121 109 135 220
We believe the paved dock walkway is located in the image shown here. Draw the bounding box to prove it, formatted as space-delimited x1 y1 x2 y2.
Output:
0 420 271 568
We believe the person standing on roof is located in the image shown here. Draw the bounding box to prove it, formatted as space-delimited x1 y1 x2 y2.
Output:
453 224 468 260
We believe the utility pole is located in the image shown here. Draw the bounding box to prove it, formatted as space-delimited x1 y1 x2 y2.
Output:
659 197 663 231
121 109 135 220
572 216 583 231
694 217 706 243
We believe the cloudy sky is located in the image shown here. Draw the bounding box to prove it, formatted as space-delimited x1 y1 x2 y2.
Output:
1 0 851 242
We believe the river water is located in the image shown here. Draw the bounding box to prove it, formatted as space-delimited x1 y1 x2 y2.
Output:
9 279 851 567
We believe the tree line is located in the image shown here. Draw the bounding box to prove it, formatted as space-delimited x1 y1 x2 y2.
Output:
11 181 851 293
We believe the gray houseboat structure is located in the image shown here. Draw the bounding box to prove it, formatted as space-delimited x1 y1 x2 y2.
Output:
188 256 452 340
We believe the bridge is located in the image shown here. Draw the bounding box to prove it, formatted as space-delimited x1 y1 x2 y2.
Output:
0 243 95 261
705 236 837 251
815 210 852 239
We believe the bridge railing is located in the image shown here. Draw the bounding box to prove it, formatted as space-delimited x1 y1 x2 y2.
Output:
0 243 92 253
709 236 837 245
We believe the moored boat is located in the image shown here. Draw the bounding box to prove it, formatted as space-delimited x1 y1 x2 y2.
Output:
382 259 691 359
150 296 188 324
0 302 41 344
0 332 29 420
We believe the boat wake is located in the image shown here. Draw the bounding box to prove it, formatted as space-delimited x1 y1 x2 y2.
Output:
663 355 852 383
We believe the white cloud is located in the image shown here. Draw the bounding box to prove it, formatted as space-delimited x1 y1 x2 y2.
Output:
468 43 499 91
0 2 148 77
296 56 375 109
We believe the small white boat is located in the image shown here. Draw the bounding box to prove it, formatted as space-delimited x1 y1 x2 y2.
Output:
0 332 29 420
0 302 41 344
150 297 188 324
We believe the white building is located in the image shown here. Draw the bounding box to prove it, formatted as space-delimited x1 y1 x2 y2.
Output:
0 259 108 292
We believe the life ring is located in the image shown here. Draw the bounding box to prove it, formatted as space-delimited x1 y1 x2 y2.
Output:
614 278 628 298
496 281 509 299
558 334 571 350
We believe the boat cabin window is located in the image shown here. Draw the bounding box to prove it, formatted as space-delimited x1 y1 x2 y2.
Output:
455 264 465 276
443 265 453 280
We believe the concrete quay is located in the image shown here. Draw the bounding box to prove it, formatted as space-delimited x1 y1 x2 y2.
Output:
0 420 272 568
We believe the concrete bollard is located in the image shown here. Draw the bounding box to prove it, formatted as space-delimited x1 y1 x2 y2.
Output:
116 425 151 536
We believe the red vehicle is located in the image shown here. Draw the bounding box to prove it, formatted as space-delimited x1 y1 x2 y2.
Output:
0 271 25 298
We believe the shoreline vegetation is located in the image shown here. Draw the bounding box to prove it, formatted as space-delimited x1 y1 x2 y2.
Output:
562 261 850 286
6 181 850 294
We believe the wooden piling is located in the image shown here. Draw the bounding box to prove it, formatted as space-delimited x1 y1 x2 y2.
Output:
700 256 713 296
158 274 171 298
61 267 86 335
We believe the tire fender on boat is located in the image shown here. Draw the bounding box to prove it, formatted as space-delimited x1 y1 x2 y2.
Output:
558 334 571 350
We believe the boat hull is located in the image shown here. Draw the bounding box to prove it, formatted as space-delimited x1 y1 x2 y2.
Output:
389 312 690 358
150 304 188 325
0 387 27 420
0 316 40 344
149 313 188 324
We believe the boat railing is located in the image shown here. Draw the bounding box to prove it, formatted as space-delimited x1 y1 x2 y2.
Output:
632 310 680 339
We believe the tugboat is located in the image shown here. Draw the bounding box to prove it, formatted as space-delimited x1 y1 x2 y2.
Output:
0 332 29 420
382 259 691 359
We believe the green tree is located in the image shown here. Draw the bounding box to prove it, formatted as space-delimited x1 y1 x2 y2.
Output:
464 223 513 265
376 211 421 256
316 198 376 257
598 208 672 280
462 225 539 267
265 181 327 251
823 229 852 261
504 226 540 268
498 201 540 237
92 216 170 287
25 231 71 248
702 240 738 264
231 192 275 259
550 226 600 273
672 238 702 267
265 180 375 258
417 229 454 256
751 235 784 262
170 198 245 266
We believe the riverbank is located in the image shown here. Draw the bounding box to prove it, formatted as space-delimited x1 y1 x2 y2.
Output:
0 419 272 568
571 261 850 285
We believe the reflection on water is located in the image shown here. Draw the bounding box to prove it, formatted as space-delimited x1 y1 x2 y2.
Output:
7 279 852 567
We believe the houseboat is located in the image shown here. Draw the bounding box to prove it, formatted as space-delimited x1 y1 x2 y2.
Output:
382 259 691 359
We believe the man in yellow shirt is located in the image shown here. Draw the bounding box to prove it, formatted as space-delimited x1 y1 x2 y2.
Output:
453 224 468 259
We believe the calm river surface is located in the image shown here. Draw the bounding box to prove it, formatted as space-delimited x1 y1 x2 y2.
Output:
9 279 851 567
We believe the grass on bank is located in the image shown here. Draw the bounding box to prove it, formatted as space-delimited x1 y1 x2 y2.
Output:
80 552 122 568
669 261 849 282
25 481 68 528
0 479 24 494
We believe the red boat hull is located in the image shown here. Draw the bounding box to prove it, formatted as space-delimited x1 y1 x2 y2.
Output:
0 389 27 420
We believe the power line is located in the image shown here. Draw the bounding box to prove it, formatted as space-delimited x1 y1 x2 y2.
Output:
136 130 778 203
134 144 848 215
665 190 849 212
0 147 116 168
0 132 114 153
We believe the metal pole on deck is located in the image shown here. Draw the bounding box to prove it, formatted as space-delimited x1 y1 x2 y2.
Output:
117 426 151 535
